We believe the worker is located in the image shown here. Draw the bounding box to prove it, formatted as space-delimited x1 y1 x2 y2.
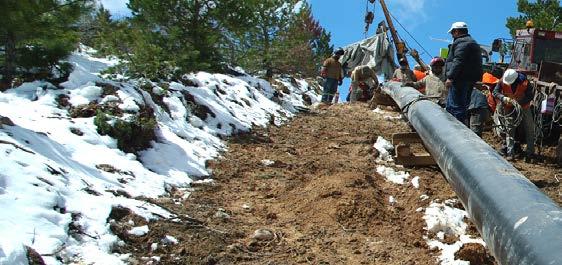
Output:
444 22 483 125
468 73 497 137
481 72 501 113
349 65 379 103
405 57 447 106
320 48 344 104
413 64 427 94
492 69 536 162
392 57 416 83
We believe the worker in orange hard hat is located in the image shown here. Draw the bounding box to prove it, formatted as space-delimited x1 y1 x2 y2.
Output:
413 64 427 94
468 72 499 138
481 72 500 112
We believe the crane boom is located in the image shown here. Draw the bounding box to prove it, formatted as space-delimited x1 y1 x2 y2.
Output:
377 0 407 63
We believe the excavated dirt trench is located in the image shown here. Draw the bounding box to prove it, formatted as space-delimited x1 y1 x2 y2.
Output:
117 103 560 265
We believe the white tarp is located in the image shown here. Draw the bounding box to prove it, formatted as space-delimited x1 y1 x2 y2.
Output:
340 31 397 80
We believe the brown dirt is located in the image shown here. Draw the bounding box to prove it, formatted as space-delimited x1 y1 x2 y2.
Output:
116 103 560 264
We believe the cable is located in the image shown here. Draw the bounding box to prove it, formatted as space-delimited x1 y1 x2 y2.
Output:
387 11 432 60
553 101 562 123
495 100 523 137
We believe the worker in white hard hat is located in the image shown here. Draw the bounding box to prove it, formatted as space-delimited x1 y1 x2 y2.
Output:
492 69 536 162
444 21 483 125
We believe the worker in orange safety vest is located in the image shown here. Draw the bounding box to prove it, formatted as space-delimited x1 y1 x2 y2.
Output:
492 69 536 162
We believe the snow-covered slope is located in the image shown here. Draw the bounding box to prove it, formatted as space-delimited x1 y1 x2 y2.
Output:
0 47 321 264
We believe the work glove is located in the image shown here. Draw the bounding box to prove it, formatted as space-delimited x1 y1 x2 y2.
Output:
502 97 513 105
320 68 327 78
338 79 343 86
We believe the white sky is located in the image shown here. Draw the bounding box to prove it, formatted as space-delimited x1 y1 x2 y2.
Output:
100 0 130 17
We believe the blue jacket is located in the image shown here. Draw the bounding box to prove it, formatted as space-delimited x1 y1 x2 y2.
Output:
469 88 489 111
446 34 483 83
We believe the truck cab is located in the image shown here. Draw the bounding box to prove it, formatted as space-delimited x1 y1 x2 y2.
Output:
509 28 562 84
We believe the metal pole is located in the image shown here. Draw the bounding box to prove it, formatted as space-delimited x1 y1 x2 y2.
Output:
383 81 562 265
377 0 407 62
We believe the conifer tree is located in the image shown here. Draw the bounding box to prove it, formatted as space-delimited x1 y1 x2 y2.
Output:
236 0 296 79
0 0 92 89
506 0 562 37
103 0 255 80
270 2 333 77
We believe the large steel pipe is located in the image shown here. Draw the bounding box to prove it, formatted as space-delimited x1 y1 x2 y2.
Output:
382 81 562 265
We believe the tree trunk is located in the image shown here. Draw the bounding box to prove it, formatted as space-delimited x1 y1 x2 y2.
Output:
261 23 273 80
1 31 16 90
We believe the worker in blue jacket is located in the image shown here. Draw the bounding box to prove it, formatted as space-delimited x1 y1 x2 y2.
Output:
444 22 483 125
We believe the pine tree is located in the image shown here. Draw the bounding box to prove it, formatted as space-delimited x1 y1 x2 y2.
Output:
235 0 296 79
101 0 255 80
270 2 333 78
0 0 92 89
78 6 113 54
506 0 562 37
301 2 333 76
273 3 316 77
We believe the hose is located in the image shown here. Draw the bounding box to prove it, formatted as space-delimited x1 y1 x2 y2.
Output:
495 100 523 135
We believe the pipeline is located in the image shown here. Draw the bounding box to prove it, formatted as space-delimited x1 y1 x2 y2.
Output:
382 81 562 265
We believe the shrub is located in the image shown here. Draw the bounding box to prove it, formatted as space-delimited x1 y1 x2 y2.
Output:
94 107 157 153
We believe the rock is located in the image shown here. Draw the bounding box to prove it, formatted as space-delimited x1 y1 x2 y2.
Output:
252 228 274 241
0 115 14 127
214 208 231 220
242 204 252 211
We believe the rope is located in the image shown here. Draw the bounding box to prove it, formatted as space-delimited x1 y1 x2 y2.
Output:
400 94 436 114
495 100 523 135
553 101 562 123
387 11 432 61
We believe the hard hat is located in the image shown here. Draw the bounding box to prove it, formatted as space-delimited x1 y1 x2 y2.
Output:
447 22 468 33
502 69 518 85
430 57 445 66
526 20 534 28
482 72 499 84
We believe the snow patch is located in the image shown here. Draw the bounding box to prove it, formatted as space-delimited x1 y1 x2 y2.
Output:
376 165 409 184
0 46 320 264
423 200 486 265
411 176 420 188
128 225 149 236
373 136 394 162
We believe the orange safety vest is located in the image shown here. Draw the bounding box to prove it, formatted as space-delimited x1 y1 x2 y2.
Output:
413 70 427 93
501 79 530 109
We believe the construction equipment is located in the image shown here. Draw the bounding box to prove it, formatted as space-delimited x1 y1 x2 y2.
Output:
364 0 421 108
377 0 408 63
488 26 562 162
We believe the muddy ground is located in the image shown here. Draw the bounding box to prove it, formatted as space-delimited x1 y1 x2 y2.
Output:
116 103 561 265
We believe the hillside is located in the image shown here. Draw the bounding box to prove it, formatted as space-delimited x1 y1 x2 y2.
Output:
1 48 561 265
0 47 321 264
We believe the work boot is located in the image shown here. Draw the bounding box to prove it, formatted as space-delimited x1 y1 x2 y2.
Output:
499 147 507 156
524 154 539 163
